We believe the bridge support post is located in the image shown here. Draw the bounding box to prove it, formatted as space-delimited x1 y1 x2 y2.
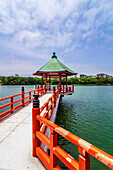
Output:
53 87 56 107
32 94 40 157
11 97 14 113
22 86 25 107
79 147 90 170
50 129 58 169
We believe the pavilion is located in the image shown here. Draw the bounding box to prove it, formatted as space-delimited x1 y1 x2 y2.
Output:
33 52 77 91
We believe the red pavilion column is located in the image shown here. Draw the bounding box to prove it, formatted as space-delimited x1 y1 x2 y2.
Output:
66 75 67 92
59 74 62 91
45 75 47 88
41 76 43 87
49 76 51 90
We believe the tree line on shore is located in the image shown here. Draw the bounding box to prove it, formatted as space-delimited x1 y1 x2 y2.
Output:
0 76 113 85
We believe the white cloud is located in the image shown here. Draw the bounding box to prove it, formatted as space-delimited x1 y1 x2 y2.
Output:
67 62 102 76
0 0 113 49
0 54 41 75
82 30 94 39
0 0 113 75
15 30 43 49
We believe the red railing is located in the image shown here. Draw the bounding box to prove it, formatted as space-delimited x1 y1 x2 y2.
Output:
60 85 74 94
32 87 113 170
0 86 46 120
40 86 60 134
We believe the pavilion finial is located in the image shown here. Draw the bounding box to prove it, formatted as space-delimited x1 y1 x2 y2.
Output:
52 52 57 59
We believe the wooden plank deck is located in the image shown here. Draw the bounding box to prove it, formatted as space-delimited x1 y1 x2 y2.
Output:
0 93 53 170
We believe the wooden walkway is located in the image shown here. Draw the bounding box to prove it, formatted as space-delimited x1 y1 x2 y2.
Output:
0 93 53 170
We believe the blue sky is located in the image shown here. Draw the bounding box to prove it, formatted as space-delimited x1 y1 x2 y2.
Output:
0 0 113 77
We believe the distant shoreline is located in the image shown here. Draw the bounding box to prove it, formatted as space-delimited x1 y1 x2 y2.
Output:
0 76 113 86
0 84 113 86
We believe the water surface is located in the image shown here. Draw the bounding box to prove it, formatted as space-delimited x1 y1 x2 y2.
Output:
0 85 35 114
56 86 113 169
0 85 113 169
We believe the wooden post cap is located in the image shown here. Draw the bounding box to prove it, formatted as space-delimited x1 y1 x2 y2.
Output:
33 94 40 108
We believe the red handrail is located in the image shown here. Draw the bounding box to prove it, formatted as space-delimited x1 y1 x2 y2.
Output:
36 115 113 169
40 87 60 134
32 86 113 170
0 86 46 120
60 85 74 94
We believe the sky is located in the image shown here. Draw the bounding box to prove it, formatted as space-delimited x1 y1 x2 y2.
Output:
0 0 113 77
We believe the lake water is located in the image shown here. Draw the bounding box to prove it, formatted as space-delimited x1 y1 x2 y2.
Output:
56 86 113 169
0 85 113 169
0 85 35 114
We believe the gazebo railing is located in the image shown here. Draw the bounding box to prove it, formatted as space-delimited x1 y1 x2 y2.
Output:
61 85 74 94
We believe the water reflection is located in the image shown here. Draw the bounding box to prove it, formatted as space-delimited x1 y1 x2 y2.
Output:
56 101 78 132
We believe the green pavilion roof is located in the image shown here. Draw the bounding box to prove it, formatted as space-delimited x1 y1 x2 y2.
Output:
33 52 77 77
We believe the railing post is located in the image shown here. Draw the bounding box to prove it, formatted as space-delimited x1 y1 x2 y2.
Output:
11 97 14 112
50 129 58 169
38 85 39 95
32 94 40 157
46 103 48 119
53 87 56 107
45 85 46 94
29 92 31 102
79 147 90 170
22 86 25 107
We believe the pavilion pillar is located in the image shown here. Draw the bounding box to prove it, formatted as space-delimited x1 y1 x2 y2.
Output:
45 75 47 88
59 74 62 91
49 76 51 90
41 76 43 88
66 75 67 92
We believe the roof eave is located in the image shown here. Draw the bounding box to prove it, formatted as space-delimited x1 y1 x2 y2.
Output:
33 70 77 76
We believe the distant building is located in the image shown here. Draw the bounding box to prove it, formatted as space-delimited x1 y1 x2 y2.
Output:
97 73 107 78
15 74 19 77
106 75 112 78
97 73 112 78
87 75 96 78
80 74 87 78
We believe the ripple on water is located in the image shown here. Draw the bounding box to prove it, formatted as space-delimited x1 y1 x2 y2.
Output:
56 86 113 170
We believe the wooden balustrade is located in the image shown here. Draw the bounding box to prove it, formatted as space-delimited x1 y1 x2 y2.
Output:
32 87 113 170
60 85 74 94
39 86 60 134
0 86 46 120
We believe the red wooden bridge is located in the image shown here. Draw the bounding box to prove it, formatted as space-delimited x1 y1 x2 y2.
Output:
0 85 113 169
0 53 113 169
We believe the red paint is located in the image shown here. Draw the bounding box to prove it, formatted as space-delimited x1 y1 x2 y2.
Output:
0 86 46 119
32 86 113 169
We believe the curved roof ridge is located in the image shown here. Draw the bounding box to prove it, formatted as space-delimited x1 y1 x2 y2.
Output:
33 52 77 76
56 58 75 74
38 59 53 71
